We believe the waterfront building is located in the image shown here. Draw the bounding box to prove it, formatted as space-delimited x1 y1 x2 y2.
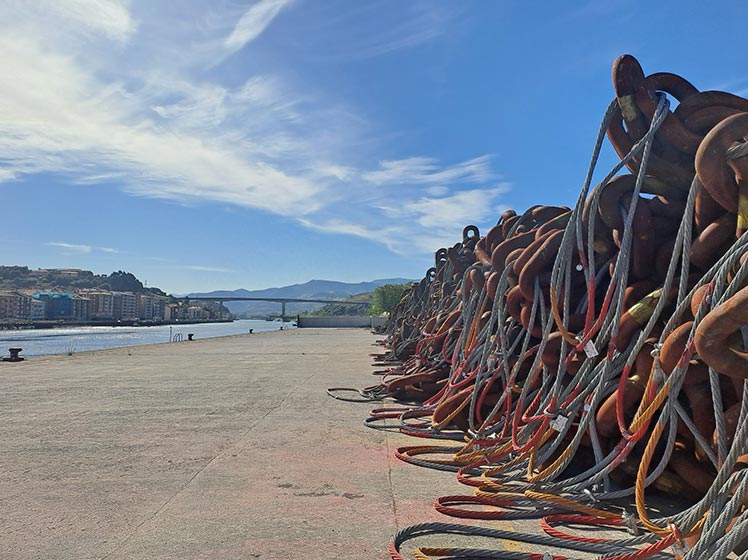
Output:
30 298 46 320
34 292 74 319
0 292 32 319
73 296 91 321
164 303 181 321
79 290 114 320
138 294 166 321
186 305 208 320
113 291 138 320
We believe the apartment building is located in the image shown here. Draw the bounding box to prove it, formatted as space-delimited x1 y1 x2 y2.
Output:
186 306 208 320
72 296 91 321
113 292 138 320
80 290 114 320
163 303 181 321
30 298 46 320
34 293 74 319
0 292 31 319
139 294 166 321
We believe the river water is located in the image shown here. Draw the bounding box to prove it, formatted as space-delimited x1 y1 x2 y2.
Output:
0 319 293 357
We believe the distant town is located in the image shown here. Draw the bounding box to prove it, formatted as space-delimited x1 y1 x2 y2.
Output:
0 267 229 326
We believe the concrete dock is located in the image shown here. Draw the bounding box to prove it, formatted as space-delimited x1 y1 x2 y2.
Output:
3 329 640 559
1 330 456 559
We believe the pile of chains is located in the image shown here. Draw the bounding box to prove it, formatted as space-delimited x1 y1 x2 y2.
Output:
336 55 748 559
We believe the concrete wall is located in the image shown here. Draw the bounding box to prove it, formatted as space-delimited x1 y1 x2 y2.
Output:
297 315 388 328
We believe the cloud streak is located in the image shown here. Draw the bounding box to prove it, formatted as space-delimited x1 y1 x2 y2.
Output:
223 0 293 56
46 242 92 254
363 155 495 186
304 1 459 61
180 265 233 273
1 2 510 262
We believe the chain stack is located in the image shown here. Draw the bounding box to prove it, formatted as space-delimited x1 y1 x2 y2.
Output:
333 55 748 559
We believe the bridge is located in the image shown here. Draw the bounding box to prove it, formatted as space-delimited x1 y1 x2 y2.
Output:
178 296 370 319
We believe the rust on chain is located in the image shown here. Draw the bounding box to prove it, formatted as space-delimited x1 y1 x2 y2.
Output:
659 321 707 385
634 72 701 154
511 229 558 277
694 286 748 381
612 54 647 134
691 212 736 270
463 225 480 243
606 113 695 188
695 112 748 232
531 205 570 225
518 230 564 301
490 230 535 274
501 213 520 238
473 237 493 268
613 287 664 351
535 210 572 238
484 223 505 254
675 90 748 121
683 105 745 136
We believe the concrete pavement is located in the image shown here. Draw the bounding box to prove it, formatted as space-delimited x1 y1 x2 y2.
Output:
2 328 628 559
2 330 453 559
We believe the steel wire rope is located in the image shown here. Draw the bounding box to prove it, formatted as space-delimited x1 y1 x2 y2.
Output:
380 72 748 559
389 521 675 560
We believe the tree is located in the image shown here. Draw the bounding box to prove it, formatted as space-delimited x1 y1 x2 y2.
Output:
109 271 144 292
370 283 408 315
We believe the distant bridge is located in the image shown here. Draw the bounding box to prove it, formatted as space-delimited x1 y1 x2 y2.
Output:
178 296 370 318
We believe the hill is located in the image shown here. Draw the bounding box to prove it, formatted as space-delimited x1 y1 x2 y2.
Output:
189 278 412 317
0 266 168 297
302 292 373 317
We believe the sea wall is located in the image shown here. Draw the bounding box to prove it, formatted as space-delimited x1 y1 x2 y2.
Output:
296 315 387 328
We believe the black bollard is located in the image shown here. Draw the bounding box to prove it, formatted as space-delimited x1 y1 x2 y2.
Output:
4 348 24 362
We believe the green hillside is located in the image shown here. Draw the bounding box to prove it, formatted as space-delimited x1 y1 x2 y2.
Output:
0 266 168 296
302 292 372 317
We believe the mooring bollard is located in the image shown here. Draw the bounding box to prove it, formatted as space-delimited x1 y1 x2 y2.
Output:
187 333 194 341
3 348 24 362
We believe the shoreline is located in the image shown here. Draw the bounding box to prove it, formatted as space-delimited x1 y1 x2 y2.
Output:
0 318 236 330
0 319 295 360
7 328 281 364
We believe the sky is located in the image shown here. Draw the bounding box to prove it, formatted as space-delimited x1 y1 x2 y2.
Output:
2 1 748 294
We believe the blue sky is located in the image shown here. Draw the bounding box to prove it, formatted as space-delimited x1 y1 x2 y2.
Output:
2 1 748 294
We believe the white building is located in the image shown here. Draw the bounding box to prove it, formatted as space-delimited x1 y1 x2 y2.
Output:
30 299 46 320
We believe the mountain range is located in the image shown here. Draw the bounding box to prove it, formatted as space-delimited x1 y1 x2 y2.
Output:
188 278 412 317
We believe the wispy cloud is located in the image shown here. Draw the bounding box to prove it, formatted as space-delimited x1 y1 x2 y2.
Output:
223 0 293 57
0 31 323 215
46 242 123 255
396 185 510 229
363 155 495 186
1 2 510 261
46 242 92 253
180 265 233 273
5 0 137 43
304 1 458 61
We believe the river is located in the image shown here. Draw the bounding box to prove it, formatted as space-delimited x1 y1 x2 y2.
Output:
0 319 293 357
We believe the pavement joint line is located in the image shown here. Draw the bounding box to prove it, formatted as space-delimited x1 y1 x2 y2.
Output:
98 369 317 560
